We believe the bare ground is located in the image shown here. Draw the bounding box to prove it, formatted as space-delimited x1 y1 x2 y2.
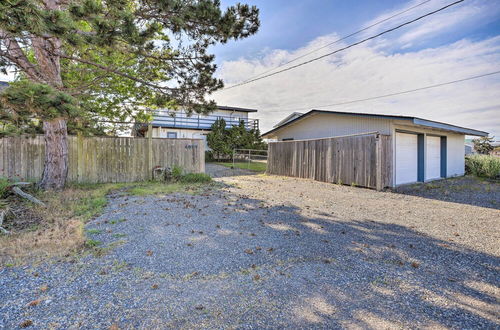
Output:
222 173 500 256
1 167 499 328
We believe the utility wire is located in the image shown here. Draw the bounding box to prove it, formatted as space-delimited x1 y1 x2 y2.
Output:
241 0 433 82
266 70 500 113
98 70 500 123
222 0 465 91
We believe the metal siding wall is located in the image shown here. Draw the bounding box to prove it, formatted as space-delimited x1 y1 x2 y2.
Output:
273 114 392 140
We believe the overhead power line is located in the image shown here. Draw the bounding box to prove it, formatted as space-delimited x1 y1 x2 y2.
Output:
266 70 500 113
222 0 465 91
241 0 433 82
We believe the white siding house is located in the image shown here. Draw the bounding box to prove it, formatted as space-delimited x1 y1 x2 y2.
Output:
262 110 488 187
136 106 259 148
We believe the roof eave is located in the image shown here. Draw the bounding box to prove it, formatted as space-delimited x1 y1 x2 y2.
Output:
216 105 258 113
262 109 489 138
412 118 488 137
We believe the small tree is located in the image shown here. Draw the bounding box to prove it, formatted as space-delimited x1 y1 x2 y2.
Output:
473 136 494 155
206 118 230 160
207 119 266 159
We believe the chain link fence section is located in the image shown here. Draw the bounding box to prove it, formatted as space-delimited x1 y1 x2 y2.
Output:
232 148 268 172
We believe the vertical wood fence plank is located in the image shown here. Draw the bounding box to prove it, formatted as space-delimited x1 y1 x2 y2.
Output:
0 135 204 183
267 133 391 189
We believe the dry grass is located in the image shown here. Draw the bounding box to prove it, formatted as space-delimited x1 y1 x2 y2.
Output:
0 185 117 266
0 181 212 266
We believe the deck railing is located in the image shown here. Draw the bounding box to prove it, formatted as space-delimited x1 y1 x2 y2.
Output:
151 112 259 130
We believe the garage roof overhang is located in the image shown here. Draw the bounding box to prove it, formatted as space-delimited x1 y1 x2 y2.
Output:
262 110 489 138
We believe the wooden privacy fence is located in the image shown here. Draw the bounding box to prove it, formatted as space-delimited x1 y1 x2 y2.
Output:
267 132 392 190
0 135 204 183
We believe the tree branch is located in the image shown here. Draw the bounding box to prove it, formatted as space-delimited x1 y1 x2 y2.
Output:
0 30 45 83
57 53 181 92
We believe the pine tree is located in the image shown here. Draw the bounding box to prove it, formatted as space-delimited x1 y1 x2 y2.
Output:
473 136 494 155
207 119 266 159
206 118 230 160
0 0 259 189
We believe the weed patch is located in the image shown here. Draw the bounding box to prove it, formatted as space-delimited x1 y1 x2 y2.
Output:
85 239 102 248
0 182 128 265
465 155 500 179
86 229 102 235
179 173 212 184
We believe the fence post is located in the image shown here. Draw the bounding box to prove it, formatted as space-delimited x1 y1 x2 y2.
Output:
375 133 382 191
77 132 84 183
147 123 153 180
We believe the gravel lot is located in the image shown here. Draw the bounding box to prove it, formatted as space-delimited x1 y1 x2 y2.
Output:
395 176 500 210
1 165 499 328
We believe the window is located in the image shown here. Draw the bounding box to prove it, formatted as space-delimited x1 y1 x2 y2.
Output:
167 132 177 139
282 138 294 141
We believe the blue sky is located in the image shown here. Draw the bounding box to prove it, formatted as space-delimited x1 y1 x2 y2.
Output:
214 0 500 62
213 0 409 62
212 0 500 137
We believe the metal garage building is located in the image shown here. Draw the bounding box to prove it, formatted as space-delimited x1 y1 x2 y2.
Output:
262 110 488 187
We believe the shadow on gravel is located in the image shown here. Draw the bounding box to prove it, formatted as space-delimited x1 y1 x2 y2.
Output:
392 176 500 210
286 218 500 328
1 185 499 328
237 202 500 328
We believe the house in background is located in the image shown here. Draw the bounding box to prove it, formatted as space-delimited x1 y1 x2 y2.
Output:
465 142 476 156
492 141 500 157
464 140 475 155
135 105 259 146
262 109 488 186
0 81 8 91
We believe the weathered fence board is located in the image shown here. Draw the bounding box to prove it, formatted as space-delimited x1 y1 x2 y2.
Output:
267 133 392 189
0 135 204 183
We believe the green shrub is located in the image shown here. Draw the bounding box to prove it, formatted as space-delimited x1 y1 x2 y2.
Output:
171 165 183 181
179 173 212 183
205 151 215 162
0 178 11 198
465 155 500 179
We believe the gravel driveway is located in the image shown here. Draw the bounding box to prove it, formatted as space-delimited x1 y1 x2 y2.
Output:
1 168 499 328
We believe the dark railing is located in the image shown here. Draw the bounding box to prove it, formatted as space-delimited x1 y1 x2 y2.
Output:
151 112 259 130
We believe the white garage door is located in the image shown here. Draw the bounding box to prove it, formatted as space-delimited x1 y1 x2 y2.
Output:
396 132 418 185
426 136 441 180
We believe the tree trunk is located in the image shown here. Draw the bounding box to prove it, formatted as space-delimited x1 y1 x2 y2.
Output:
39 118 68 190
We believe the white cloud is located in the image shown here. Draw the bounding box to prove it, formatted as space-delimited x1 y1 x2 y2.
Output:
362 0 500 48
212 35 500 138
